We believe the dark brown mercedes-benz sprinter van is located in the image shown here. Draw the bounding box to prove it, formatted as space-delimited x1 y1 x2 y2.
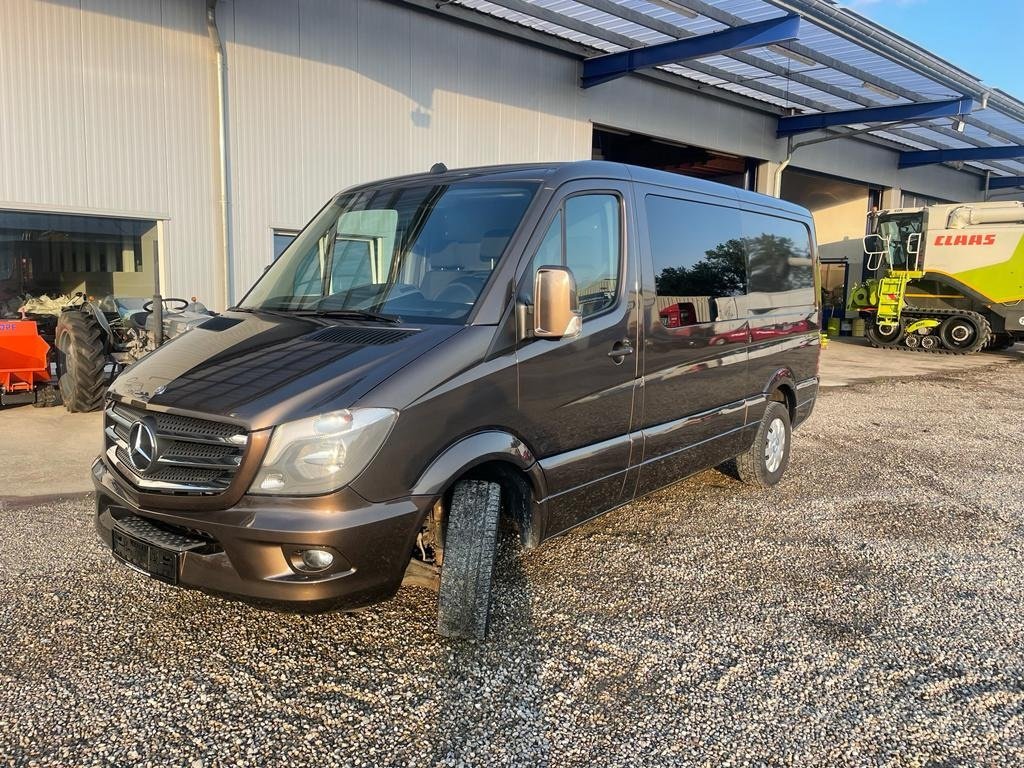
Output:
94 162 820 639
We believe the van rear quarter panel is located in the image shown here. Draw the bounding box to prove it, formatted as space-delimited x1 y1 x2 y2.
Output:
742 206 821 403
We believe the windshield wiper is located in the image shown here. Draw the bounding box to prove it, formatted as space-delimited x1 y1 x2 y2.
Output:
235 306 313 320
235 303 400 324
310 308 401 324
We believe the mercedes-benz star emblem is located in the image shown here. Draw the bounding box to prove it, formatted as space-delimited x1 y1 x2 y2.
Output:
128 420 158 473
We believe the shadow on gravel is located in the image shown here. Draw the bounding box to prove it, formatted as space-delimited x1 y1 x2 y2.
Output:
424 535 548 765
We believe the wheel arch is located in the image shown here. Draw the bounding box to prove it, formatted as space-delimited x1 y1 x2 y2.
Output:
412 430 547 549
762 369 797 424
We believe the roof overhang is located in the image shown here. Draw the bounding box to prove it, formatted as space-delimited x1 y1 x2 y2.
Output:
426 0 1024 184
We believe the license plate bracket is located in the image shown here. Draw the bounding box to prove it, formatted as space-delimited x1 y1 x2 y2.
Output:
111 528 180 584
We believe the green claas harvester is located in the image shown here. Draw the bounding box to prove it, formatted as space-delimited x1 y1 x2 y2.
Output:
849 201 1024 354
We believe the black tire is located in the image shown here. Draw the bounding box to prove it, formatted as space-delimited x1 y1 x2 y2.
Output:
939 314 983 352
55 310 108 412
437 480 502 641
736 401 791 488
866 319 904 348
986 332 1016 351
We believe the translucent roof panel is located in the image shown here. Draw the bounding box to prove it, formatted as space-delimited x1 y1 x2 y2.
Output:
451 0 1024 181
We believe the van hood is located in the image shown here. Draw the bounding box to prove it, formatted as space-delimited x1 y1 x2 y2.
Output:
108 311 463 429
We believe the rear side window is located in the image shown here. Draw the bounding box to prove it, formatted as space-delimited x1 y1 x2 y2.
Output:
645 195 745 325
742 212 815 306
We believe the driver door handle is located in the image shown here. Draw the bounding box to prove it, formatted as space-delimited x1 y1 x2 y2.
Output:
608 341 634 360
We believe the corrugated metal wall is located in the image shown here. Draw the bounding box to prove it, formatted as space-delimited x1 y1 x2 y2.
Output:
218 0 590 295
0 0 993 308
0 0 221 305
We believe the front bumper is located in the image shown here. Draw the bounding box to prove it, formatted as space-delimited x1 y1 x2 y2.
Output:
92 458 431 612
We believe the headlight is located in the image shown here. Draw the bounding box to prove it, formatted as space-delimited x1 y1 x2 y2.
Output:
250 408 397 496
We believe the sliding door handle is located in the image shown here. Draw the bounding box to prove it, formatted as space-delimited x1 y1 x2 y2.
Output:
608 341 634 362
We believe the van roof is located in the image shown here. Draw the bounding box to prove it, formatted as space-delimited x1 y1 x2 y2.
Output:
344 160 811 219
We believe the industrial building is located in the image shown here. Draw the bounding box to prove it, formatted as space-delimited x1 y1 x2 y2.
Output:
2 0 1023 312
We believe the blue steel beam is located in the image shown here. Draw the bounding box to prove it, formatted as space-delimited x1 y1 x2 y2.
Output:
777 96 973 138
581 14 801 89
899 145 1024 168
988 176 1024 190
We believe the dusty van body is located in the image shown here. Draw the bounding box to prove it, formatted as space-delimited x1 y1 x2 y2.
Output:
93 161 820 638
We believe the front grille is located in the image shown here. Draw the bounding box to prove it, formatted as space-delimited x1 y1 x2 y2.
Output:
105 402 248 495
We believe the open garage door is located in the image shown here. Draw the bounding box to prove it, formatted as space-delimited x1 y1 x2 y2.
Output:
781 169 881 321
781 169 879 268
0 210 159 316
593 127 756 189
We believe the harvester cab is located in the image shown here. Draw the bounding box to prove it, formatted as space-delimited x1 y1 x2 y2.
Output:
866 212 924 273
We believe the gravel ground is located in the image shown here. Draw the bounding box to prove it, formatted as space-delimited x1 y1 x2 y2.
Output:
2 362 1023 767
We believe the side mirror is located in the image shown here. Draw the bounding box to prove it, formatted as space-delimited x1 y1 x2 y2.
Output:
534 266 581 339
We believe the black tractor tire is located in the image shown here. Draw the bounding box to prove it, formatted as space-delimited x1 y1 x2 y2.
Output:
736 401 792 488
437 479 502 641
56 311 108 412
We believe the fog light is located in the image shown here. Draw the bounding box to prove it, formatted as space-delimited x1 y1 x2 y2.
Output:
299 548 334 571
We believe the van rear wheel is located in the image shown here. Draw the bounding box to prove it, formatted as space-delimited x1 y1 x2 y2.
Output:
437 480 502 641
736 401 791 487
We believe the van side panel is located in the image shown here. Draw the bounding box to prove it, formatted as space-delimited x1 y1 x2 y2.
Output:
632 186 753 497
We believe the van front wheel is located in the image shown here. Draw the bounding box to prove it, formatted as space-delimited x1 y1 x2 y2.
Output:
736 401 791 487
436 480 502 641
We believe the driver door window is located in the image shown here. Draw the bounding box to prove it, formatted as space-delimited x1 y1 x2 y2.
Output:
526 194 621 317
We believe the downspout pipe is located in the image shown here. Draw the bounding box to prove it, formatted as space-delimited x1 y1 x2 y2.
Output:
773 137 794 198
207 0 234 309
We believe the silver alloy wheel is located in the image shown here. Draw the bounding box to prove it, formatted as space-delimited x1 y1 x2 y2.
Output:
764 417 786 474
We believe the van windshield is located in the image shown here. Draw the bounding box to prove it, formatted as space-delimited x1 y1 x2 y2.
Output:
239 180 538 323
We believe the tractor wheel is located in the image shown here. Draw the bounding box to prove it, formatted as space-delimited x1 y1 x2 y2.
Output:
56 311 108 412
986 333 1016 351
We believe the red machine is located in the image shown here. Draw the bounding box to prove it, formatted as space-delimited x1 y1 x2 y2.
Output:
659 301 698 328
0 319 58 407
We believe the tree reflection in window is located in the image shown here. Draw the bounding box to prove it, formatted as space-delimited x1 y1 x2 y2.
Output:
654 237 746 298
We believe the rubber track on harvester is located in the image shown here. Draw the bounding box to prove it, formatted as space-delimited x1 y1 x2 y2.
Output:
866 307 992 355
